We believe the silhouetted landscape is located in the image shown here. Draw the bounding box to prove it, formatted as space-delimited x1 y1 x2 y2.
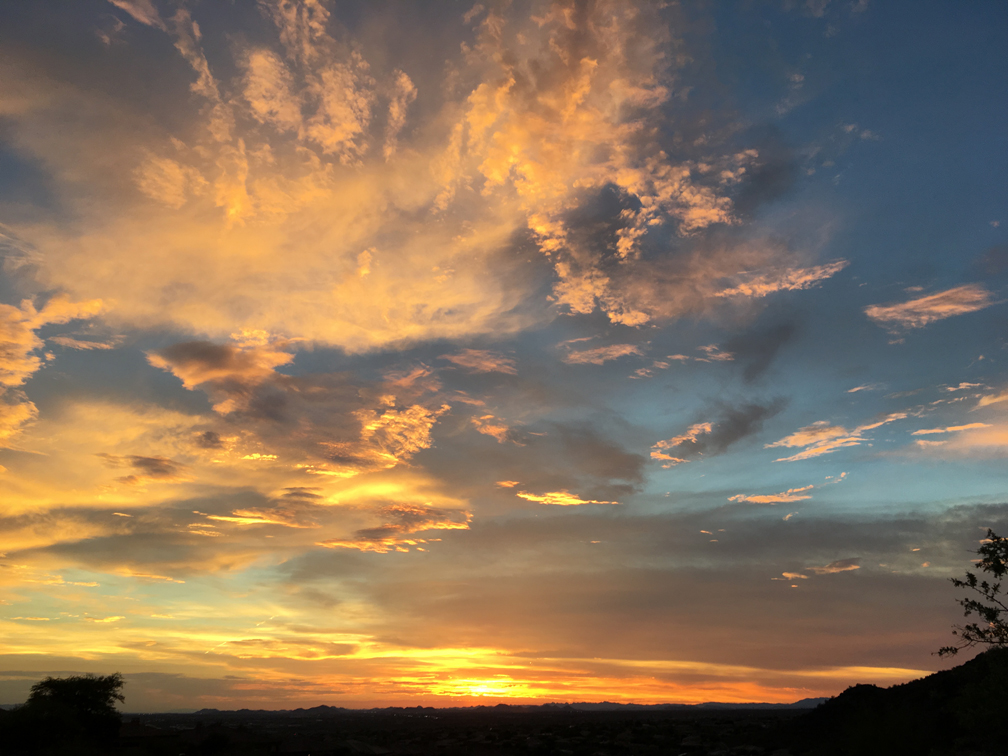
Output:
3 649 1007 756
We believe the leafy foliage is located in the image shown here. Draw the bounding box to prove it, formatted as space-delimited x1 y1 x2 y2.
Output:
27 673 125 716
939 529 1008 657
0 673 124 754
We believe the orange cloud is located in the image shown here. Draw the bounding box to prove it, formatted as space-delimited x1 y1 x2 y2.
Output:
440 349 517 375
516 490 618 506
713 260 848 299
562 343 644 365
729 485 813 504
471 415 516 444
318 503 471 553
864 284 995 329
911 423 991 435
651 422 712 467
808 559 860 575
767 412 907 462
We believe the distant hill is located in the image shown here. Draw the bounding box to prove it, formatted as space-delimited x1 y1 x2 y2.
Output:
187 697 826 717
785 647 1008 756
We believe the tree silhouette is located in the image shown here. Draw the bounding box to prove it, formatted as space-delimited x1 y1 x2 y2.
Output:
939 529 1008 657
0 673 124 754
26 672 125 716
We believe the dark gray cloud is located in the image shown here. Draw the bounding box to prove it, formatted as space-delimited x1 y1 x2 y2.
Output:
193 430 222 449
725 322 797 382
96 453 187 484
655 399 787 463
976 244 1008 277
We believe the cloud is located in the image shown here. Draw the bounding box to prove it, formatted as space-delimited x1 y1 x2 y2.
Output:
1 295 105 387
724 323 796 381
47 336 121 351
767 412 906 462
149 336 450 477
471 414 519 444
0 0 846 356
0 391 39 447
384 70 417 160
652 400 786 467
847 383 882 393
911 423 991 436
713 260 848 299
976 244 1008 276
516 490 618 506
241 48 303 134
107 0 166 31
808 558 860 574
978 389 1008 408
697 344 734 362
0 295 104 446
96 453 189 485
318 503 470 553
729 485 813 504
864 284 995 329
911 422 1008 458
440 349 517 375
562 344 645 365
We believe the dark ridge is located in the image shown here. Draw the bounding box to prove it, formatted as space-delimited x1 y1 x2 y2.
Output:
784 647 1008 756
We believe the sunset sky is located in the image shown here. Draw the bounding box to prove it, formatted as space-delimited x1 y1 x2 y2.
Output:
1 0 1007 711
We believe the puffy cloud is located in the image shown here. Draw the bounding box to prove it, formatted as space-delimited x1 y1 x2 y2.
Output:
729 485 813 504
516 490 618 506
440 349 517 375
1 296 105 387
0 390 38 448
134 153 208 209
767 412 907 462
241 49 303 134
1 0 847 357
0 295 104 446
864 284 995 330
148 337 450 477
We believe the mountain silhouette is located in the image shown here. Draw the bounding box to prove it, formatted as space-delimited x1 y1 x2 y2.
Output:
784 647 1008 755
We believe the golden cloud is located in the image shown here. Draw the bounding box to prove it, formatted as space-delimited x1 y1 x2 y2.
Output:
864 284 995 330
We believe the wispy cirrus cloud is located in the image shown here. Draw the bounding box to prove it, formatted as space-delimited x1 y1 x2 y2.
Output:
516 490 618 506
713 260 848 299
767 412 907 462
911 423 991 436
318 504 470 553
562 344 645 365
808 558 860 574
729 485 813 504
864 284 995 330
440 349 517 375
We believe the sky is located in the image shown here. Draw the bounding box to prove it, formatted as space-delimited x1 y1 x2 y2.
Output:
0 0 1007 711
